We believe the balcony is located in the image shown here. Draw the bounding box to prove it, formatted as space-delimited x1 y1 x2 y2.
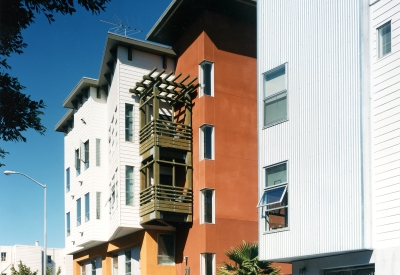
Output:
139 119 192 154
140 184 193 223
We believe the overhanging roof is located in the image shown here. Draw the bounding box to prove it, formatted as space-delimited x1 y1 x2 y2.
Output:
147 0 256 45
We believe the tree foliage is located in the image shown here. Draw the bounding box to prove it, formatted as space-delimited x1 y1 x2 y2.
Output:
218 241 280 275
0 0 110 166
10 261 61 275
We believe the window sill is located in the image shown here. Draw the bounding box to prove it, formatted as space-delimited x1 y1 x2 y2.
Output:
263 227 289 234
377 51 393 62
263 119 288 129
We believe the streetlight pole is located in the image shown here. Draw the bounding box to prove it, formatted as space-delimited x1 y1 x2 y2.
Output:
4 170 47 275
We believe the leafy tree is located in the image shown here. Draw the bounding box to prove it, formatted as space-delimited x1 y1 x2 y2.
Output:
0 0 110 167
46 266 61 275
217 241 280 275
11 261 37 275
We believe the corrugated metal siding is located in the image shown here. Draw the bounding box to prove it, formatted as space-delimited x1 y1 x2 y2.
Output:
258 0 366 260
371 0 400 249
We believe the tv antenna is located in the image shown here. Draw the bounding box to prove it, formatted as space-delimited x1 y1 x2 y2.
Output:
101 15 142 37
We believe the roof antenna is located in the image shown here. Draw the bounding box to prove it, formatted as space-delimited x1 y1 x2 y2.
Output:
100 14 142 37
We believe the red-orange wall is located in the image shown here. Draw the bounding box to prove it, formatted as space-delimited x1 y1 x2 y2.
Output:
173 11 258 275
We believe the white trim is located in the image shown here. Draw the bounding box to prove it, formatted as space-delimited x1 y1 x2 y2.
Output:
199 60 214 97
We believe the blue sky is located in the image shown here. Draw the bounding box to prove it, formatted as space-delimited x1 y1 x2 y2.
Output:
0 0 171 248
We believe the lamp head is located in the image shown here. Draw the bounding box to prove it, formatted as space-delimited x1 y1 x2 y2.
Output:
4 170 17 175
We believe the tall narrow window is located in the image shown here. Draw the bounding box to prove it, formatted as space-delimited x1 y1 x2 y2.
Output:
1 252 7 262
111 185 116 211
96 192 101 219
85 193 90 222
77 198 81 226
112 255 118 275
96 139 100 166
66 168 70 193
125 104 134 141
84 140 90 169
200 189 215 224
263 64 287 127
47 256 52 264
200 61 214 96
125 250 132 275
66 212 70 236
91 260 96 275
200 253 215 275
258 162 288 231
158 234 175 265
75 149 81 175
200 125 214 160
81 264 86 275
378 21 391 58
126 166 134 206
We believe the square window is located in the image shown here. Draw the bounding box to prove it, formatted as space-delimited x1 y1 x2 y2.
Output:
200 125 214 160
200 253 215 275
199 61 214 96
263 64 287 127
200 189 215 224
378 21 391 58
259 162 289 232
157 234 175 265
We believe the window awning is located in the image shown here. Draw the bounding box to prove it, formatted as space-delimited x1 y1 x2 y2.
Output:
257 185 287 208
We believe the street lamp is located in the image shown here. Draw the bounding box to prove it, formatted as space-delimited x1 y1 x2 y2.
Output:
4 170 47 275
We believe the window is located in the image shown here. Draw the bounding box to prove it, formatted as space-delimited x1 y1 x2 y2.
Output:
263 64 287 127
81 264 86 275
91 260 96 275
112 255 118 275
1 252 6 261
111 185 115 211
126 166 134 206
258 162 288 231
200 189 215 224
125 250 131 275
157 234 175 265
96 192 101 219
125 104 134 141
66 168 70 193
199 61 214 96
96 139 100 166
75 149 81 175
77 198 81 226
84 140 89 169
85 193 90 222
66 212 71 236
200 125 214 160
325 265 375 275
200 253 215 275
47 255 52 264
378 21 391 58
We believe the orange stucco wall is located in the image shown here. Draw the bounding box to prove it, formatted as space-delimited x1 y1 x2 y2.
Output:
173 11 259 275
72 229 176 275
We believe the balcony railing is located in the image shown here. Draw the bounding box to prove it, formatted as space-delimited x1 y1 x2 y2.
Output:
140 184 192 219
139 119 192 154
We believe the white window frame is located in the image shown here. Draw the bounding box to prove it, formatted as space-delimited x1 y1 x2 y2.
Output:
77 198 81 226
157 234 175 266
377 21 391 59
66 168 70 193
258 161 289 232
200 253 215 275
126 166 134 206
96 139 100 166
66 212 71 236
125 250 132 275
200 124 214 160
84 140 89 170
1 252 6 262
199 60 214 97
200 188 215 224
85 193 90 222
263 63 288 128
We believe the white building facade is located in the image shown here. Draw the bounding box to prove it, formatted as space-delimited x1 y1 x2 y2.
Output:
257 0 400 274
0 244 72 275
55 33 176 275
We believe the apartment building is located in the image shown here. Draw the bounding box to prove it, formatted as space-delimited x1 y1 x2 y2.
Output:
0 244 72 275
55 1 279 275
257 0 400 274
